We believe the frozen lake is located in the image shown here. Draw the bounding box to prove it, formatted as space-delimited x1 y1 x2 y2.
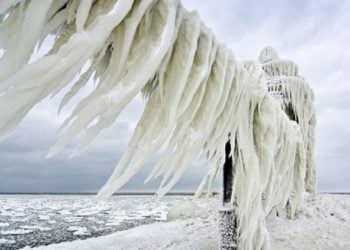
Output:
0 195 184 250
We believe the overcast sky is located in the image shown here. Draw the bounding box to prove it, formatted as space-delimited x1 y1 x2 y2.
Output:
0 0 349 193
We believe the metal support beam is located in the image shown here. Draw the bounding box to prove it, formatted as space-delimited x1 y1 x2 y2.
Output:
223 140 234 203
219 139 238 250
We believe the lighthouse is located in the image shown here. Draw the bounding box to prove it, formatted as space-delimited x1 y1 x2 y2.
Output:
259 46 317 193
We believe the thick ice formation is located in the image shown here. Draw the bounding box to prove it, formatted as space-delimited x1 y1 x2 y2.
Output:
0 1 316 249
260 47 316 193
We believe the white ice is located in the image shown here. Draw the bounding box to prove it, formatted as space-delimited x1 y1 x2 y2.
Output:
0 1 316 248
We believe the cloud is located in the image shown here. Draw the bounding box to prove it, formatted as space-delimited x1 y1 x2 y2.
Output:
0 0 349 192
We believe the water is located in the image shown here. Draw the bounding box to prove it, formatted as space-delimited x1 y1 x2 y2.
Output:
0 195 184 250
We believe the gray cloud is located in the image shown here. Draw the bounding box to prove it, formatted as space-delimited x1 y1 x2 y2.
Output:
0 0 349 193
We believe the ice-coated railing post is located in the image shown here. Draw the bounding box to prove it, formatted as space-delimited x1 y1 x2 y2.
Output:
219 138 238 250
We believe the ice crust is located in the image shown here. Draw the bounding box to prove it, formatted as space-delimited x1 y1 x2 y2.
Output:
0 1 316 249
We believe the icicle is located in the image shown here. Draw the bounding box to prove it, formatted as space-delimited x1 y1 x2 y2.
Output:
76 0 93 32
0 0 23 16
0 0 134 137
146 27 216 182
156 45 230 196
48 0 177 158
97 7 201 199
16 0 54 65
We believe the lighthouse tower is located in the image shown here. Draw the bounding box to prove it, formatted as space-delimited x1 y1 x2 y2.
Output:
259 47 317 193
259 47 300 120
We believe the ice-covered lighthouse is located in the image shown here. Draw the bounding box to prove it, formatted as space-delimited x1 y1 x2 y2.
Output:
219 47 316 249
259 46 317 193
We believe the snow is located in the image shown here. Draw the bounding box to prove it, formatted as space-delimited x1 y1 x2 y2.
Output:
67 226 90 236
0 229 33 235
20 226 52 231
268 194 350 250
23 194 350 250
38 216 50 221
0 238 15 245
167 199 211 220
27 219 217 250
0 1 316 248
